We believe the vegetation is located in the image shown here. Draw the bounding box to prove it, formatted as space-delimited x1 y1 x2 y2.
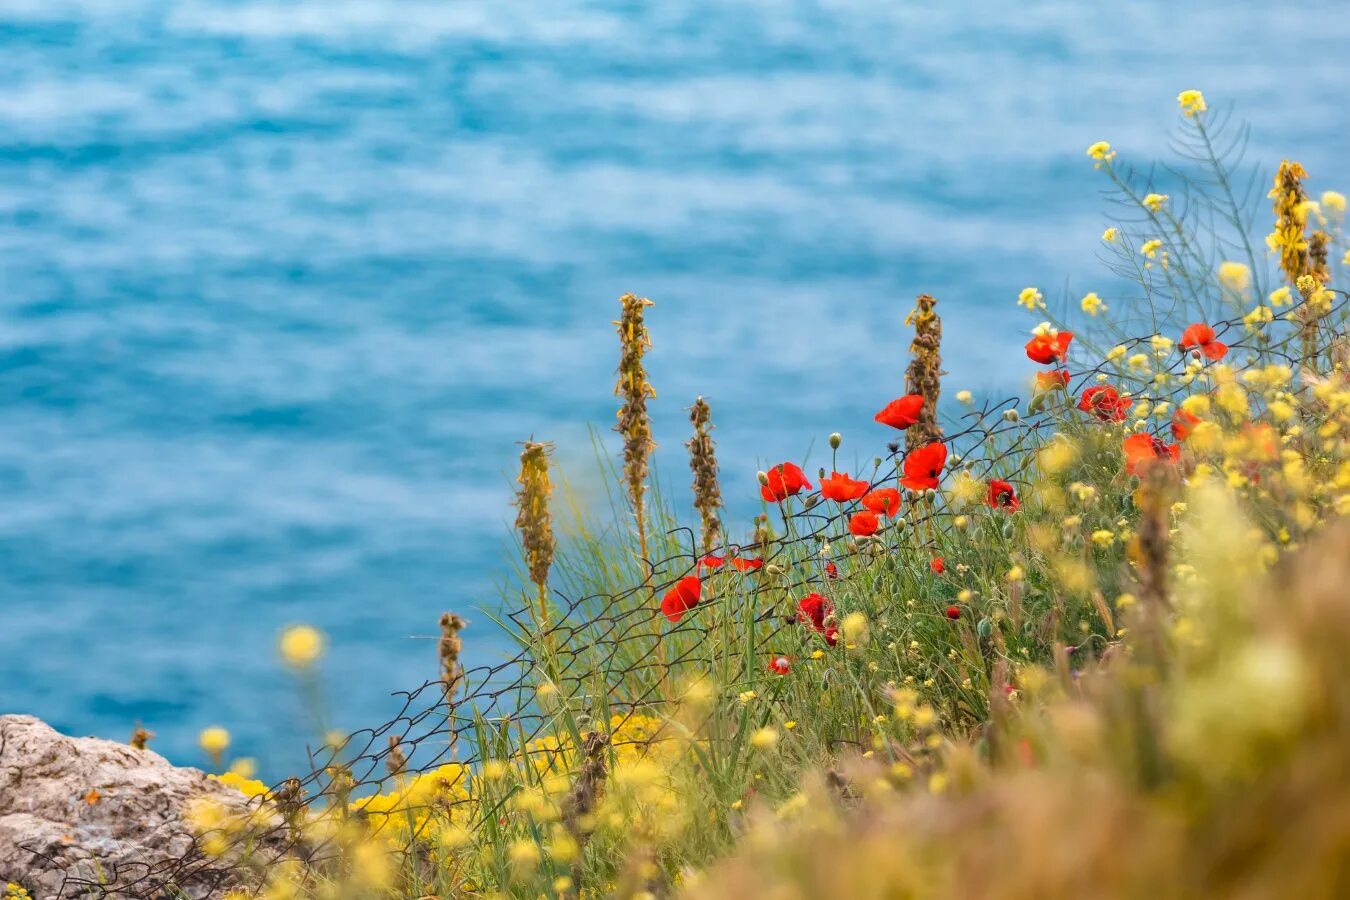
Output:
62 91 1350 900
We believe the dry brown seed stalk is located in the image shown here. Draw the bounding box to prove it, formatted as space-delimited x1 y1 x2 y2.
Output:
561 730 611 855
686 396 723 555
613 293 657 561
515 440 556 625
904 293 944 450
438 612 467 703
385 735 407 778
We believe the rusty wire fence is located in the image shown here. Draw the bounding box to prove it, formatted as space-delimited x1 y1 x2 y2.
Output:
61 298 1344 899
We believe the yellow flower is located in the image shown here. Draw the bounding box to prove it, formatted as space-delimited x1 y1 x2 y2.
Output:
1102 226 1118 242
784 720 797 730
955 389 973 404
737 690 757 704
1322 190 1346 216
1218 261 1250 291
199 726 230 757
1243 305 1273 329
1128 353 1151 372
1268 286 1292 307
1017 287 1044 310
1091 529 1116 548
1177 89 1207 117
1106 345 1127 362
1140 239 1163 258
278 624 324 669
1006 565 1025 582
1080 292 1106 317
1086 140 1114 160
1150 334 1174 354
1142 193 1169 213
841 611 869 645
749 727 779 751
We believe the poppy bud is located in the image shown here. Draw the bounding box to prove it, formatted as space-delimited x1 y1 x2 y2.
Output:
1003 408 1020 422
804 494 819 509
818 467 827 479
873 457 882 470
977 618 993 638
765 564 785 576
887 441 900 454
829 432 842 449
945 605 961 620
756 470 770 486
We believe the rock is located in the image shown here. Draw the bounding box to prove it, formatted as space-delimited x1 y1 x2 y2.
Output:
0 715 279 898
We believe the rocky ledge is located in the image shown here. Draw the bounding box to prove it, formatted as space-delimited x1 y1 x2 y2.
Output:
0 715 274 898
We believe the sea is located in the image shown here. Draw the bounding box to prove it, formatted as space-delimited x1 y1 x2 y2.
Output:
3 0 1349 778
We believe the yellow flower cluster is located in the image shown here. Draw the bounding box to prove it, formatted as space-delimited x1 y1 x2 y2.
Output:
1177 89 1207 117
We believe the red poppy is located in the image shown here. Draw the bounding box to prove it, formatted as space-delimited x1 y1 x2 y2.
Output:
730 556 764 572
930 556 945 574
1078 385 1133 423
761 462 812 502
796 592 834 632
1123 433 1180 475
824 561 840 580
822 625 839 646
874 395 925 430
900 442 948 491
1025 330 1074 364
768 655 792 675
945 605 961 620
820 471 870 502
848 510 880 536
1179 323 1228 361
660 576 701 624
987 479 1020 511
861 487 901 517
698 555 725 570
1171 409 1200 441
1035 370 1071 391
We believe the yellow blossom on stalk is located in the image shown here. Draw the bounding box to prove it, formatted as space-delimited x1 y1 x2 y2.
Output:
1128 353 1151 372
1102 226 1118 242
1151 334 1174 354
1218 261 1251 292
842 611 870 645
955 390 973 404
738 690 757 704
1243 305 1274 329
1080 292 1106 316
1215 382 1250 418
1269 286 1292 307
1006 565 1025 582
1086 141 1115 164
1177 89 1207 117
749 727 779 751
1181 394 1211 417
1018 287 1045 310
1091 530 1116 548
946 470 983 506
1142 193 1169 213
1038 437 1078 474
1323 190 1346 216
1141 239 1163 258
278 625 324 669
199 727 230 766
1107 345 1127 362
1343 249 1350 266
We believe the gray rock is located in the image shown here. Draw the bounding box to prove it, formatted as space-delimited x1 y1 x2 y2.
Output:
0 715 280 898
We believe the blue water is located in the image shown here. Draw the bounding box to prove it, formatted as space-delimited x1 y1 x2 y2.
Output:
3 0 1349 777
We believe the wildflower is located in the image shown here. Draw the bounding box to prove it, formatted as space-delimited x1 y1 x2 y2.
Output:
278 625 323 669
1107 345 1127 362
199 727 230 763
1179 323 1228 361
659 576 701 624
1085 141 1115 163
1091 529 1115 548
861 487 901 517
1025 330 1074 364
900 442 948 491
1128 353 1151 372
1218 261 1251 292
698 554 725 570
820 470 870 502
730 555 764 572
738 690 758 704
1150 334 1174 354
749 727 779 751
1269 286 1293 307
1323 190 1346 215
1080 292 1106 316
614 294 657 558
1035 369 1071 393
945 605 961 620
1017 287 1045 310
797 592 835 630
768 655 791 675
873 395 925 431
1078 385 1133 422
1123 433 1180 475
1006 565 1025 582
849 510 881 536
1102 226 1118 242
761 462 811 502
1243 305 1273 329
987 479 1020 512
1171 408 1201 441
841 612 869 645
825 560 840 579
515 440 556 625
1177 89 1207 117
1140 239 1163 258
1142 193 1169 213
955 390 973 404
930 556 945 574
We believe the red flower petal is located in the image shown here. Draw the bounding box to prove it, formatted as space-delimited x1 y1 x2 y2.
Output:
861 487 901 517
820 471 870 502
761 462 812 502
900 442 948 491
874 395 925 430
848 510 880 536
660 575 702 624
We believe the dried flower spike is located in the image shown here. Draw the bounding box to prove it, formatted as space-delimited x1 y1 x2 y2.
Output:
614 293 657 561
686 396 723 555
904 293 944 450
515 440 556 627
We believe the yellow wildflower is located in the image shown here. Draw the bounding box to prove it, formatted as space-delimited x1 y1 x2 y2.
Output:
199 727 230 758
1218 261 1250 291
1102 226 1118 242
1142 193 1169 213
1017 287 1044 310
1177 89 1207 117
955 389 973 404
1086 141 1115 163
1322 190 1346 216
1268 286 1292 307
278 625 324 669
1140 239 1163 258
749 727 779 751
1091 530 1116 548
1080 292 1106 316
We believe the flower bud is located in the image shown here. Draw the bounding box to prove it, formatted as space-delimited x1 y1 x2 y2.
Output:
1003 408 1021 422
756 470 770 485
829 432 842 449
